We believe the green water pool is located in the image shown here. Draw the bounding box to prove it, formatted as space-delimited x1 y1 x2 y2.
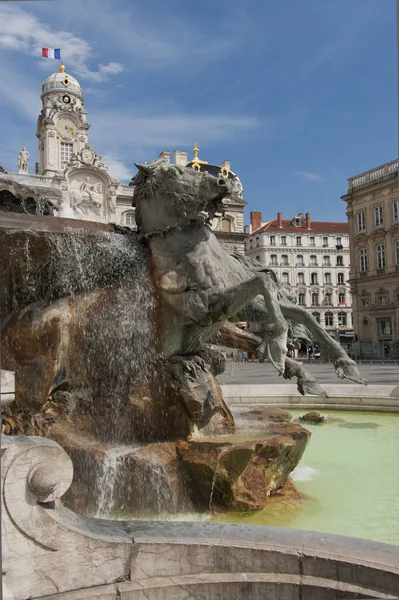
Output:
212 410 399 546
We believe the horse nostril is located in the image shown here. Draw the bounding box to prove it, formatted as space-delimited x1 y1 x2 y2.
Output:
218 178 226 186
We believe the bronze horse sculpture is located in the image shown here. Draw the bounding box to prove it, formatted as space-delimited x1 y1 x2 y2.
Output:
132 156 366 396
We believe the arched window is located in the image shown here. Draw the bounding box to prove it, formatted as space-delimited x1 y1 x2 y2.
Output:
310 255 317 266
325 312 333 326
309 236 315 247
338 312 347 326
281 254 289 265
324 272 331 285
298 272 305 285
296 254 304 266
281 236 287 246
311 272 318 285
339 292 346 304
255 235 260 247
336 255 344 266
312 312 321 324
221 218 232 232
311 292 319 306
323 236 328 248
270 254 277 266
270 235 276 246
323 255 331 266
337 272 344 285
282 272 289 284
298 292 306 306
363 318 369 326
296 236 302 247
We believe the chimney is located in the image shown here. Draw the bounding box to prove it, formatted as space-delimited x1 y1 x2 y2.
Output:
159 150 170 162
306 212 311 229
173 150 188 166
250 211 262 232
277 212 283 228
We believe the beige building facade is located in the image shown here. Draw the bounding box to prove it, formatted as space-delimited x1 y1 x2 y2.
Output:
245 211 353 350
342 159 399 359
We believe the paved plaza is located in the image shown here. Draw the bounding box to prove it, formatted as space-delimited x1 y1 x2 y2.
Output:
217 360 399 386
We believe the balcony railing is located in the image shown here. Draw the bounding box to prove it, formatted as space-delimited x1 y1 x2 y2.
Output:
348 159 398 190
359 271 368 277
377 268 386 275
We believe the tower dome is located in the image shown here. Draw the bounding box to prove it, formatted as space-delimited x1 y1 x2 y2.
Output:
41 65 82 97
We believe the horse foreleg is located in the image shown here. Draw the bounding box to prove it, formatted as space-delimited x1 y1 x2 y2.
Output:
280 302 367 385
207 273 288 374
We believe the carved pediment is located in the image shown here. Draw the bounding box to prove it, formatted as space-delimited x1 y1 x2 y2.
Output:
66 143 108 173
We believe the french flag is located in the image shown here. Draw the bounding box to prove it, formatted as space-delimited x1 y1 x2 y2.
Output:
42 48 61 60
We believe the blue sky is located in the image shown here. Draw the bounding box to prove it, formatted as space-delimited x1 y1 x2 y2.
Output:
0 0 397 223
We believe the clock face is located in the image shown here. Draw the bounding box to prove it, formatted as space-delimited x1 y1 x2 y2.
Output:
56 117 77 140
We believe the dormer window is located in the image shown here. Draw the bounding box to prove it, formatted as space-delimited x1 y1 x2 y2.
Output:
294 218 301 227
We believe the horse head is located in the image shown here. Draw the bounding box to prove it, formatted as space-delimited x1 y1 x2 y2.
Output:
131 157 232 236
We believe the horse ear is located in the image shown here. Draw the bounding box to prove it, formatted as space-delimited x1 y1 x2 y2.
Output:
134 163 153 178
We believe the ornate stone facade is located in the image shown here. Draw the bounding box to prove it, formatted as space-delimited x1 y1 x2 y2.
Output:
245 211 353 350
1 68 246 246
341 159 399 359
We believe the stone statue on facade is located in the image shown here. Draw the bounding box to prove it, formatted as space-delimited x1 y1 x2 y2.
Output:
18 146 30 173
132 157 367 393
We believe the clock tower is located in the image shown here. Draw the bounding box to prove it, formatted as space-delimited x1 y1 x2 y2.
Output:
36 65 89 176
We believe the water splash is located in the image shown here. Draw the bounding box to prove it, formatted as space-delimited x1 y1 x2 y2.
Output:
95 446 137 517
291 463 320 483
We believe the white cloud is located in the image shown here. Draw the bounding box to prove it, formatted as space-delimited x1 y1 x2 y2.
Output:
0 4 124 82
89 110 261 162
293 171 324 183
102 155 132 182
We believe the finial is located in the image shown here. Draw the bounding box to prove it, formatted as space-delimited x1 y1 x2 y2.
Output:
193 143 199 162
59 65 66 73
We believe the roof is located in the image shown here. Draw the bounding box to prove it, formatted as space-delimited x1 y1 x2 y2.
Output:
42 66 82 97
253 218 348 235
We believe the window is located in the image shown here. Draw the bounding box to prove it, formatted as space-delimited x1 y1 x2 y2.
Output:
337 272 344 285
296 254 304 266
325 312 333 326
255 236 259 247
324 273 332 285
374 206 383 227
270 235 276 246
298 292 306 306
60 142 73 168
255 255 260 262
357 211 366 232
378 296 388 306
296 236 302 246
282 272 289 284
309 236 315 247
312 312 320 323
221 218 231 232
311 292 319 306
377 318 391 337
338 292 346 304
298 272 305 285
361 298 369 308
270 254 277 266
323 237 328 247
360 248 368 272
376 244 385 269
396 240 399 265
393 200 399 222
325 292 332 305
336 255 343 266
310 255 317 266
336 237 342 246
281 236 287 246
249 239 253 248
311 272 318 285
338 312 347 326
281 255 289 265
323 255 331 266
125 213 135 226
